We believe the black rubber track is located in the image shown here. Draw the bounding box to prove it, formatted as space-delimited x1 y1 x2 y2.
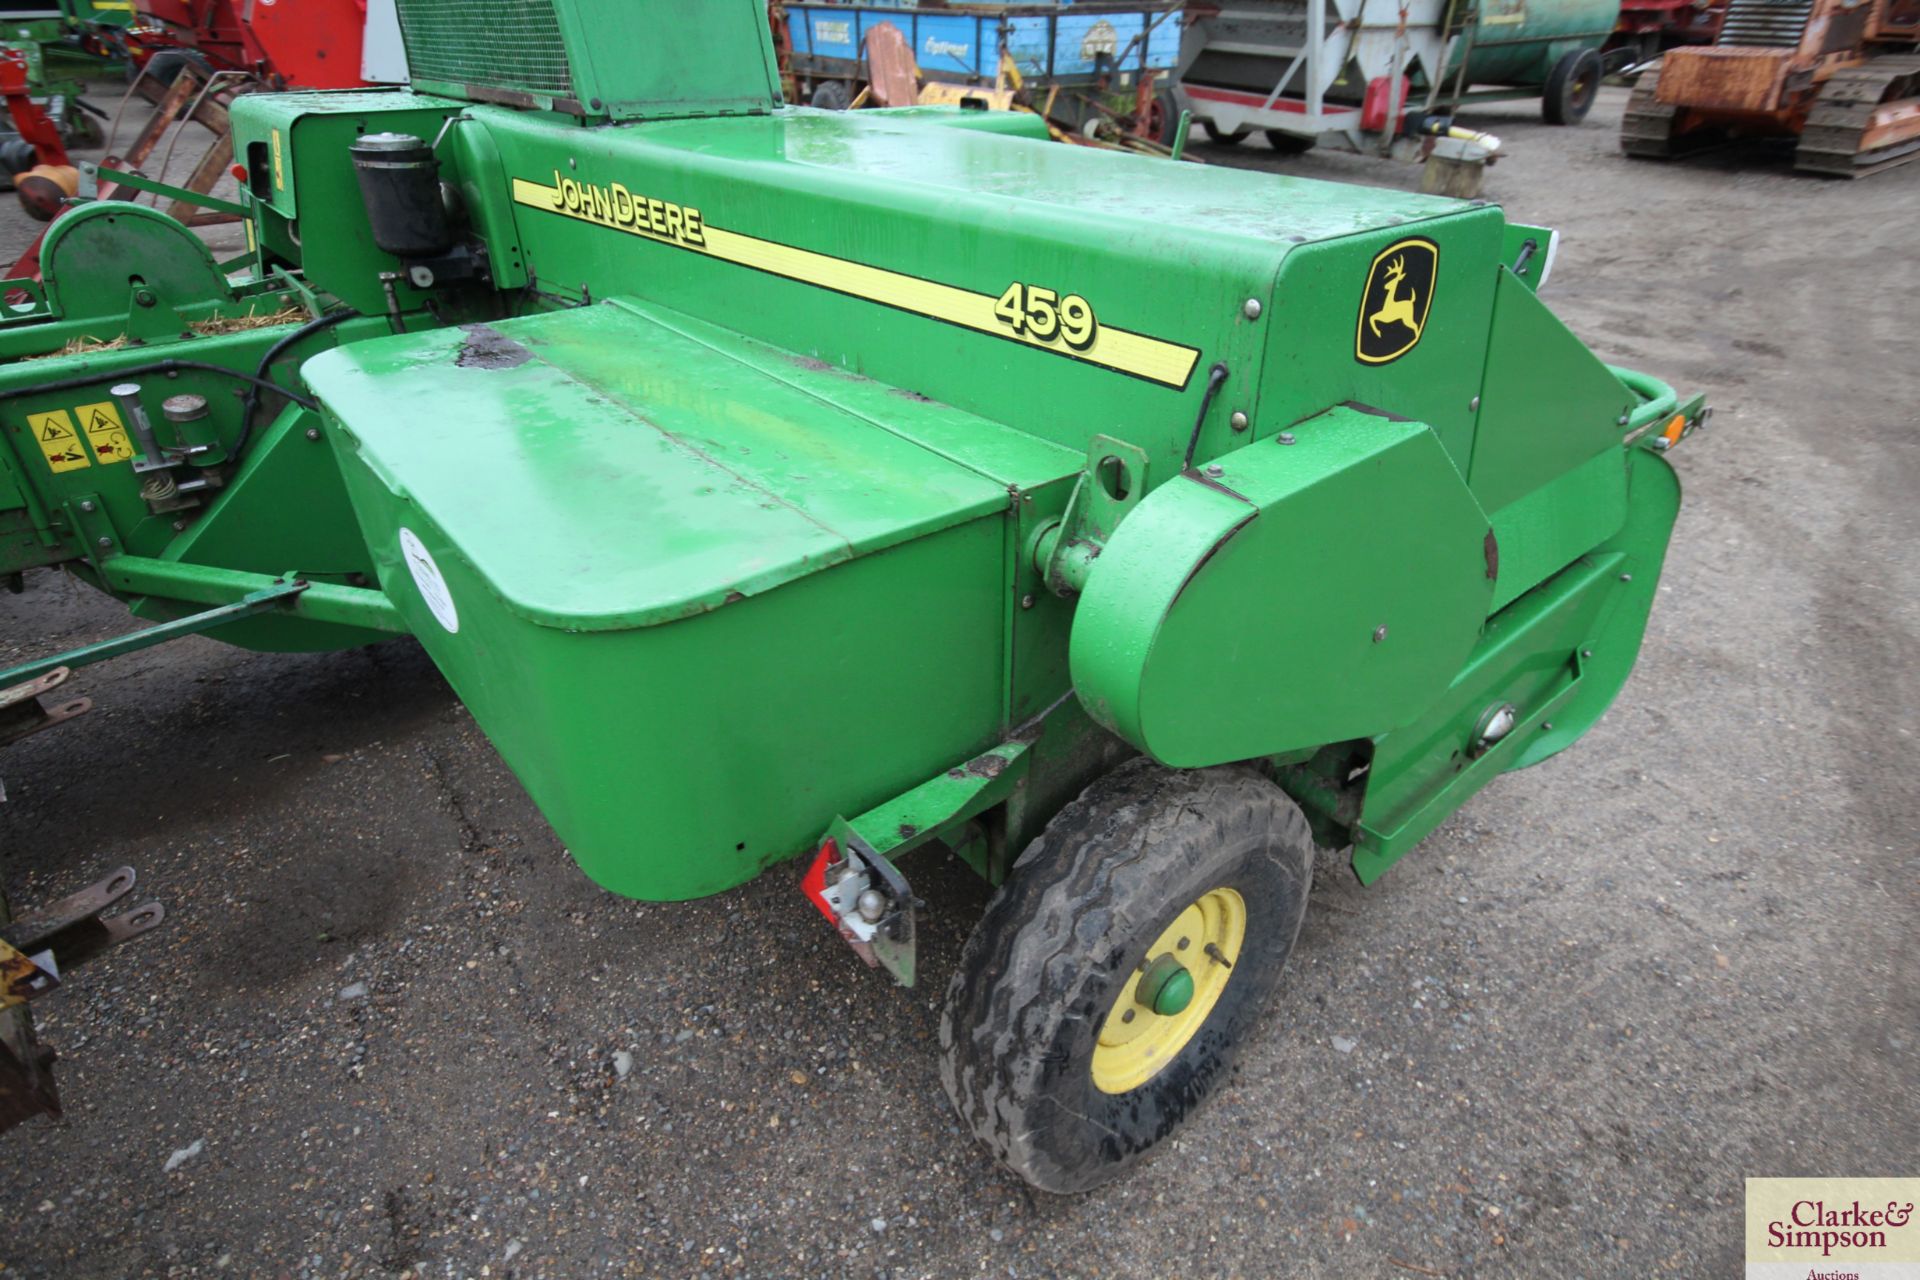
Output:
938 759 1314 1193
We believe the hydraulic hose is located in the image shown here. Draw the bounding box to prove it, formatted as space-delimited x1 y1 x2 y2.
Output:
233 307 360 460
0 359 319 410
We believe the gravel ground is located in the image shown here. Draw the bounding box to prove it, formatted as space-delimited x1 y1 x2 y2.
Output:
0 85 1915 1279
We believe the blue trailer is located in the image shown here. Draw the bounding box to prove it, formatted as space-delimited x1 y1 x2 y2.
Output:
781 2 1184 137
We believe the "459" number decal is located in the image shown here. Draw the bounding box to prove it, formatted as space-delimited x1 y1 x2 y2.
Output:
993 282 1098 351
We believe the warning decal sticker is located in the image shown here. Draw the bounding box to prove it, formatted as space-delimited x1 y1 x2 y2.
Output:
398 527 459 634
76 401 134 465
28 409 91 473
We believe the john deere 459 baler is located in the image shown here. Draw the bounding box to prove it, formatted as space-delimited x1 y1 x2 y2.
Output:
0 0 1702 1189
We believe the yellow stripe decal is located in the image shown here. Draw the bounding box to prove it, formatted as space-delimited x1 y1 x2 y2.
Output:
510 178 1200 390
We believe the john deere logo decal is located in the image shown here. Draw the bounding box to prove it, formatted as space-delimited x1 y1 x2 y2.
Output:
1356 237 1438 365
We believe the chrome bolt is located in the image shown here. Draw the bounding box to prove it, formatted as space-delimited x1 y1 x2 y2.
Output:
1620 572 1633 582
1204 464 1224 477
1229 411 1249 432
1373 625 1388 643
1243 298 1262 320
1617 413 1630 426
855 889 888 924
1581 648 1593 658
95 536 111 550
305 427 322 441
1277 432 1296 445
78 499 96 513
1469 396 1481 411
172 520 186 531
1020 593 1035 610
1542 722 1554 732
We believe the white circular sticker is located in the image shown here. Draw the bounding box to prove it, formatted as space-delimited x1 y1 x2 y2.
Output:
398 527 459 634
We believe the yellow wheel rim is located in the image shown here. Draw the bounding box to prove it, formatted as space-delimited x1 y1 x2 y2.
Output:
1089 887 1246 1095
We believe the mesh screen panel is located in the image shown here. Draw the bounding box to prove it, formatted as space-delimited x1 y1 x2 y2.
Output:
397 0 574 96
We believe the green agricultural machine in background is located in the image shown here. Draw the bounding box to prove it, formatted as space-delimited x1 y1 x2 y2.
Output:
0 0 1703 1189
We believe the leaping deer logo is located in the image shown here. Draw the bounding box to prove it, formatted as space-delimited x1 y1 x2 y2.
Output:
1368 255 1422 341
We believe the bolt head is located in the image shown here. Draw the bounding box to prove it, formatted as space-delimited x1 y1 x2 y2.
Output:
1277 432 1296 446
95 536 111 549
1204 463 1224 477
1243 298 1262 320
1469 395 1481 412
1619 572 1633 582
78 499 96 512
855 889 888 924
305 427 322 441
1373 625 1388 643
1229 411 1249 431
1020 593 1035 610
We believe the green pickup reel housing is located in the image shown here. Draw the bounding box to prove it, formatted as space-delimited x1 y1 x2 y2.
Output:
0 0 1699 1191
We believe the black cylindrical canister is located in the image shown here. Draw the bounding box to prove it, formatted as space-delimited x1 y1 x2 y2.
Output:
349 132 451 259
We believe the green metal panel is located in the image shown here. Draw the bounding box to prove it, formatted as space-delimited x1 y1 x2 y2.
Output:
308 301 1015 631
1469 270 1637 514
460 103 1488 492
395 0 782 121
1347 445 1680 881
1070 406 1493 767
331 455 1006 901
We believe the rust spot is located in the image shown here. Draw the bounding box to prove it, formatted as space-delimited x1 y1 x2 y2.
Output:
455 324 531 370
1483 529 1500 581
722 590 747 605
897 823 919 840
1 941 43 1007
963 753 1007 779
890 387 932 402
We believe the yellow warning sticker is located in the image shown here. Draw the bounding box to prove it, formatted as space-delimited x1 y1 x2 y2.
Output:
27 409 90 473
75 401 135 465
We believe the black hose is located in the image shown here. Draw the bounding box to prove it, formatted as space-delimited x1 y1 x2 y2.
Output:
1182 361 1231 472
0 359 320 409
232 307 360 460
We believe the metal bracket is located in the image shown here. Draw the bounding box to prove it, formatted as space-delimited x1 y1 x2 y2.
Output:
802 825 917 986
1035 434 1149 598
0 866 165 999
0 867 163 1131
0 665 90 748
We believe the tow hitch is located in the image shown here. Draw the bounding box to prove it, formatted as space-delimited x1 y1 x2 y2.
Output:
802 824 917 987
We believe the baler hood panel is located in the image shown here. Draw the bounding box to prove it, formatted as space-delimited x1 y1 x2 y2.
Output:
305 299 1016 631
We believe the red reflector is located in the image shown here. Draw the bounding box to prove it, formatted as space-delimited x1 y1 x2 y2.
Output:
799 838 841 925
229 163 247 182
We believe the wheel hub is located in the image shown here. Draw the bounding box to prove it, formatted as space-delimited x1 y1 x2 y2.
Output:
1090 887 1246 1095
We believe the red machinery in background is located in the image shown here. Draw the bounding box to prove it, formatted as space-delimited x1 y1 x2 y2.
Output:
128 0 407 89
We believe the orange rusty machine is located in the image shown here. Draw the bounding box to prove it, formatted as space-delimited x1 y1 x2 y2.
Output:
1622 0 1920 174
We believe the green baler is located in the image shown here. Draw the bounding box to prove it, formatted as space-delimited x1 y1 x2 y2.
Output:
0 0 1701 1191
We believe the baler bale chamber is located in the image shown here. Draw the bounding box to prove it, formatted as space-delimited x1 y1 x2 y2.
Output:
0 0 1703 1191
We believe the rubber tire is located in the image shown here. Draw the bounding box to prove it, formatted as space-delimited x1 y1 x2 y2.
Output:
810 80 852 111
1264 129 1317 154
1202 120 1250 145
1542 49 1603 125
1146 88 1180 145
938 759 1315 1194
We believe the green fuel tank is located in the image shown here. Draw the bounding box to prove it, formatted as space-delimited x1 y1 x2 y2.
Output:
1450 0 1622 85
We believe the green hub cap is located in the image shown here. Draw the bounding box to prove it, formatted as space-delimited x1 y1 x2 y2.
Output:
1135 954 1196 1016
